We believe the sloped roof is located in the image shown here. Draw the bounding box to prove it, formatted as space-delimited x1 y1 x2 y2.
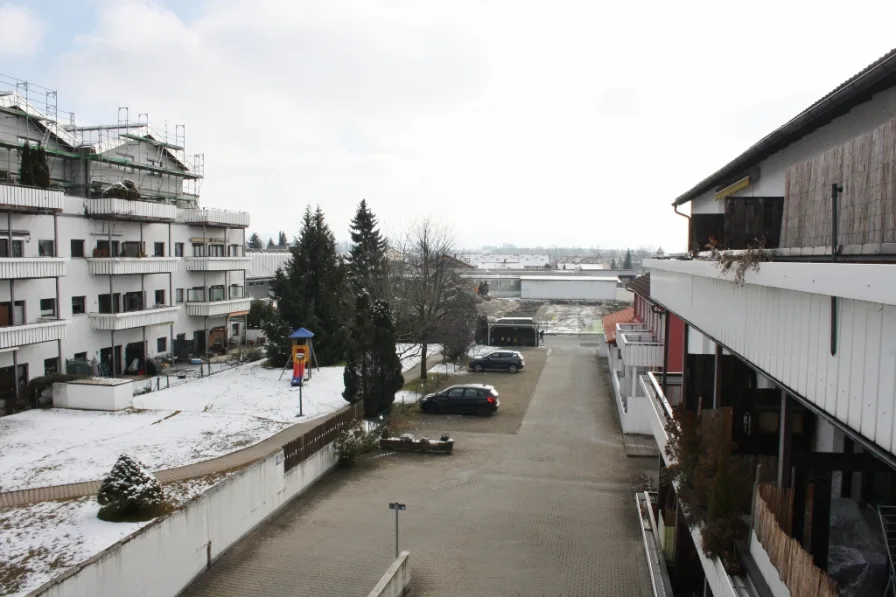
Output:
626 273 651 299
673 47 896 205
602 307 635 344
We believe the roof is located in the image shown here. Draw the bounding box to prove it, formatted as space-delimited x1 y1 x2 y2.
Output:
626 273 651 299
673 47 896 206
442 254 476 269
520 276 619 282
289 327 315 339
602 308 636 344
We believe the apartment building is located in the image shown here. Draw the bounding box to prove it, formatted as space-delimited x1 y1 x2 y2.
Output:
610 49 896 596
0 75 250 405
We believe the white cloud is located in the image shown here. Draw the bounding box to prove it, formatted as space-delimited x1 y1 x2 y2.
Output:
0 4 45 56
48 0 896 251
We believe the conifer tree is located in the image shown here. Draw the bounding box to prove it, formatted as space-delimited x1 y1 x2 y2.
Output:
247 233 263 249
277 231 288 248
18 143 34 186
346 199 389 301
623 249 633 269
369 299 403 415
266 237 275 249
343 292 373 410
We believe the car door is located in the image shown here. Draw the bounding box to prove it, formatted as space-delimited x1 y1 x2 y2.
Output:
486 352 504 370
443 387 466 413
463 388 483 412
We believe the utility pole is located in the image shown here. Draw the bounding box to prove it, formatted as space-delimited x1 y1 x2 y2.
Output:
388 502 406 558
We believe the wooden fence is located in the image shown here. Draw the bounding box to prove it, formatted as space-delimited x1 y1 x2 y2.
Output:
752 483 838 597
282 401 363 473
782 117 896 248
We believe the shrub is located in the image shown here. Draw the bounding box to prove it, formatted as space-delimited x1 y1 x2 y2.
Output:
24 373 87 409
333 422 379 466
97 454 166 521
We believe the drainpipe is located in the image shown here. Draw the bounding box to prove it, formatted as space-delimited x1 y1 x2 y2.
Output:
54 212 61 365
661 309 670 394
674 203 691 254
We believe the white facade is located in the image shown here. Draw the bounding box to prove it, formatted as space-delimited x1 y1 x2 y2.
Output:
520 276 618 300
0 187 250 389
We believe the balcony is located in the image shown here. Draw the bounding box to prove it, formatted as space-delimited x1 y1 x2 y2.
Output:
87 257 178 275
180 208 250 228
639 372 675 466
0 319 67 349
0 182 64 212
86 198 177 222
89 306 179 331
185 287 250 317
0 257 66 279
617 323 663 367
184 256 251 271
645 257 896 458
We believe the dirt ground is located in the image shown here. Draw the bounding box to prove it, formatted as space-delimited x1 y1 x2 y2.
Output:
390 347 548 435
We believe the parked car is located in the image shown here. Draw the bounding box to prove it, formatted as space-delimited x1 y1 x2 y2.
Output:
468 350 525 373
419 384 500 416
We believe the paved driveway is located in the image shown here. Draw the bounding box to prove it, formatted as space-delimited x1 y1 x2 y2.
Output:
183 337 653 597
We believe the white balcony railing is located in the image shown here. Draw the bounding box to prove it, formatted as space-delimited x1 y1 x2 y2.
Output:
617 324 663 368
185 297 252 318
87 257 178 275
640 372 675 466
0 319 67 349
180 208 250 228
86 198 177 221
0 257 67 279
184 256 251 271
0 182 64 212
88 306 179 331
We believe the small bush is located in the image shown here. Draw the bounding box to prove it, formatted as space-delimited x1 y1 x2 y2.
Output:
25 373 87 408
97 454 166 521
244 348 265 363
333 422 380 466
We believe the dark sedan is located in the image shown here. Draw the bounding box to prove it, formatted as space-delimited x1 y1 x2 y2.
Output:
419 384 500 416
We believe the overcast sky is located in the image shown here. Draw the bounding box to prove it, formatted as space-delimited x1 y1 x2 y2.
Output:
3 1 896 252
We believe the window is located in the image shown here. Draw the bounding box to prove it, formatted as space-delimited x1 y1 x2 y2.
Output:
463 388 481 397
175 288 184 303
98 293 121 314
209 285 225 301
175 242 184 257
123 291 144 312
71 296 86 315
154 242 165 257
192 243 204 257
38 240 55 257
96 240 119 257
70 239 85 258
209 244 225 257
157 337 167 352
229 244 242 257
447 388 465 398
73 351 88 361
39 298 56 318
121 241 141 258
0 300 25 326
0 239 23 257
44 357 59 376
154 289 165 306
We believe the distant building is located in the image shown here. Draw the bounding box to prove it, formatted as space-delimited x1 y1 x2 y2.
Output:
460 253 551 270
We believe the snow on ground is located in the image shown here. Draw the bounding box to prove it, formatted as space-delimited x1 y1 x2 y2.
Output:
397 343 442 372
535 303 605 334
0 475 227 597
396 359 471 404
0 408 289 492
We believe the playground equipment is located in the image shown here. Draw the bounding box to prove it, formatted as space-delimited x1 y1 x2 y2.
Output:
291 345 308 387
277 327 320 417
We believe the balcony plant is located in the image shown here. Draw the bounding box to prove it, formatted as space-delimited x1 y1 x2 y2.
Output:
92 247 109 258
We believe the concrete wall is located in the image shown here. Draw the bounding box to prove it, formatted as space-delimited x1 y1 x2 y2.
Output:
29 441 338 597
54 379 133 411
366 551 411 597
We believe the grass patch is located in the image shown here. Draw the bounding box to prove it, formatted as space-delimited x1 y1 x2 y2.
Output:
388 402 421 432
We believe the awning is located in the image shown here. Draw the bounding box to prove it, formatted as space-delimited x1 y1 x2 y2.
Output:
601 307 635 344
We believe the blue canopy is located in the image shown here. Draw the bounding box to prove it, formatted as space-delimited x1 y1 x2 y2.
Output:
288 327 315 339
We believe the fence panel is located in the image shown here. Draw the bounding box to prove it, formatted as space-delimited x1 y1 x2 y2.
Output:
282 403 362 473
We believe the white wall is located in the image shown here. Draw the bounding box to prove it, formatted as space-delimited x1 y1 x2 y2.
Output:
30 440 338 597
520 279 616 301
689 86 896 215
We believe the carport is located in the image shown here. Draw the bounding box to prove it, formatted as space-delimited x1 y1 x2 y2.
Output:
487 322 539 347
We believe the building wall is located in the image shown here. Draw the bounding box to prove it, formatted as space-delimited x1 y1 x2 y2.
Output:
667 313 685 374
689 85 896 215
520 279 616 301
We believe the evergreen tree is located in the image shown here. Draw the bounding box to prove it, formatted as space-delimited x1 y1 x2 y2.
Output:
343 293 374 411
271 205 349 365
622 249 633 269
346 199 389 301
247 233 263 250
369 299 403 416
277 231 288 248
261 310 293 366
18 143 34 186
266 237 275 249
33 147 50 188
610 258 617 270
96 454 164 521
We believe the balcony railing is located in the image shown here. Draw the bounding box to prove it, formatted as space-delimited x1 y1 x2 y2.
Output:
0 319 67 349
617 324 663 368
86 198 177 222
87 257 178 275
88 306 179 331
185 297 251 318
180 208 250 228
0 182 64 212
639 372 676 467
184 256 251 271
0 257 67 279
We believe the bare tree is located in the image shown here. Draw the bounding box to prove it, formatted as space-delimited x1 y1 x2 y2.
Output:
392 219 474 382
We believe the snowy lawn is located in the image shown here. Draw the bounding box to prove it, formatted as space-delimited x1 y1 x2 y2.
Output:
397 343 442 373
0 474 226 597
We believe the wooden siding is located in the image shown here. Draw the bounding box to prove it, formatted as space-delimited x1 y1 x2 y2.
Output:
782 118 896 247
651 266 896 457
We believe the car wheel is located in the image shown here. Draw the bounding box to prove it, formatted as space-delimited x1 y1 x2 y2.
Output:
474 364 484 372
508 364 518 373
477 406 492 417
